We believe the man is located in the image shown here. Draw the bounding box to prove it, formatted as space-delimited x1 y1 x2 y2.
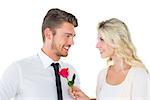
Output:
0 8 80 100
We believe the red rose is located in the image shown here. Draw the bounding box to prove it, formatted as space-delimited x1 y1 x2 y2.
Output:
58 68 69 79
58 68 76 87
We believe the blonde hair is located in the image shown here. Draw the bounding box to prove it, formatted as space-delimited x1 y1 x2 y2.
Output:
97 18 145 68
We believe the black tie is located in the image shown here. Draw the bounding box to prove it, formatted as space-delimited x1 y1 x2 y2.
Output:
51 63 63 100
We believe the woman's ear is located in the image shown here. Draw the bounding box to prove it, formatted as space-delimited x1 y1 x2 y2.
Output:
44 28 53 40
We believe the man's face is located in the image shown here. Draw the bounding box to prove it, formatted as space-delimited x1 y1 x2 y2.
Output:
51 22 76 58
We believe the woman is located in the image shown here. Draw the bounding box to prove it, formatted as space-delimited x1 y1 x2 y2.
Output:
70 18 149 100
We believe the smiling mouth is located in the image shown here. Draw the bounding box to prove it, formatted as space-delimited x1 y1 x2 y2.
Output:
100 50 104 54
63 46 70 51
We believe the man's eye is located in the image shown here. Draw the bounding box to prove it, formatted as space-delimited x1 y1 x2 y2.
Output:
66 35 70 37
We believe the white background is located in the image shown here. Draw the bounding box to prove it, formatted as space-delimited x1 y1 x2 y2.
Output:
0 0 150 98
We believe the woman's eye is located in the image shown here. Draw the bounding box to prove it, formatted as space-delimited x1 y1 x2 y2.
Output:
100 37 104 41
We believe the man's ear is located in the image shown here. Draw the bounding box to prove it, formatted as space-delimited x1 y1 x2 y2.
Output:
44 28 53 40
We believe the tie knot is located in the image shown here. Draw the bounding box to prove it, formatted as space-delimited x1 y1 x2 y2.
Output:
51 63 59 67
51 63 60 71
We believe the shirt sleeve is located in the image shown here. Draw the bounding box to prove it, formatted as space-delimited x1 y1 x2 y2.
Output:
131 68 149 100
0 62 20 100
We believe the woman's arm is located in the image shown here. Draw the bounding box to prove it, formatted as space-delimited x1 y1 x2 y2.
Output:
69 86 90 100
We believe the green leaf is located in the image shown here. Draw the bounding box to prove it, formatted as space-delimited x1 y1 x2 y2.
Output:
68 81 74 87
72 74 76 84
67 74 76 87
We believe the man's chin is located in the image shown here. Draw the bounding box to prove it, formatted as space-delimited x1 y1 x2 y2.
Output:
61 53 68 57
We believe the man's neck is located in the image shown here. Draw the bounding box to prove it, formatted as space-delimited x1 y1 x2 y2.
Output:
41 48 60 61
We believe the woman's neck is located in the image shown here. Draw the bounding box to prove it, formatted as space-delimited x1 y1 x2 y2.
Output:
111 56 130 71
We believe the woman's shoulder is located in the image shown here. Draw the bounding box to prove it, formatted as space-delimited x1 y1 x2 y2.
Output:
98 68 107 75
129 67 149 80
130 67 148 75
97 68 108 80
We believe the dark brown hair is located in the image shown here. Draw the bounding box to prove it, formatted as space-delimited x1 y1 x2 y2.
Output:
42 8 78 42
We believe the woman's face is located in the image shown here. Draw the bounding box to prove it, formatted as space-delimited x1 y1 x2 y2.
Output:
96 33 115 58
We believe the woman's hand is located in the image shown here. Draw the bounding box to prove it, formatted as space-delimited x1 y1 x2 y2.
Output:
69 86 90 100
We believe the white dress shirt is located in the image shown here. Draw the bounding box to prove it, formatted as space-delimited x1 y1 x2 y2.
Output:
96 67 150 100
0 50 80 100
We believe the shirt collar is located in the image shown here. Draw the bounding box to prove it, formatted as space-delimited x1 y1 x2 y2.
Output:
38 49 61 69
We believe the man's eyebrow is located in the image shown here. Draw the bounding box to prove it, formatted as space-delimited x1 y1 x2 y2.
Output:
65 33 76 37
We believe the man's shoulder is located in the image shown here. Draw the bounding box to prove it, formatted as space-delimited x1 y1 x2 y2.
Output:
17 54 40 63
13 54 42 68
